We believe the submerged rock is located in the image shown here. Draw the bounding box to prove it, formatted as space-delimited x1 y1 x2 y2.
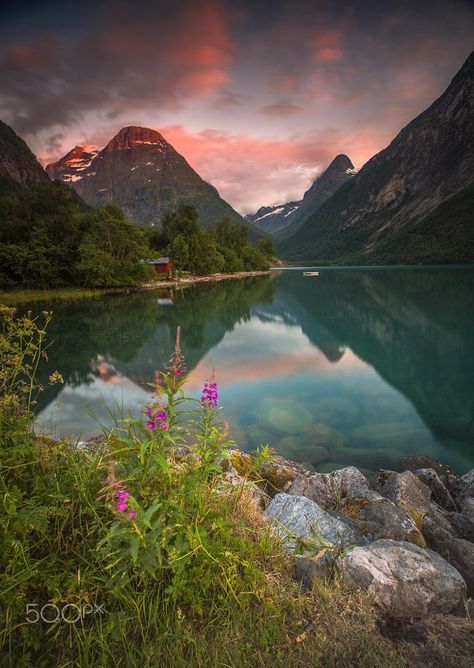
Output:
257 398 313 435
342 539 466 619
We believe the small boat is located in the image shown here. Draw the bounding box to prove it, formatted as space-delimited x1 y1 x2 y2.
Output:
303 271 319 276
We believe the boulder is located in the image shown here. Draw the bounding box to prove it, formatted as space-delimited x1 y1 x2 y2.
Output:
288 466 372 509
415 468 457 511
265 493 361 551
217 464 270 510
376 470 431 515
342 539 466 619
422 510 474 596
338 497 426 547
449 512 474 542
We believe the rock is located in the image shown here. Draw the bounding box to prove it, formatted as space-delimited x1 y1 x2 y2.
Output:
331 445 400 470
342 539 466 619
288 466 372 509
265 493 361 552
459 498 474 524
288 473 337 508
304 423 344 450
399 455 458 483
339 497 426 547
259 459 302 494
245 424 273 446
376 470 431 515
447 471 474 524
449 512 474 542
415 468 457 511
258 398 313 435
294 548 340 587
217 464 270 510
422 512 474 596
332 466 373 499
461 469 474 487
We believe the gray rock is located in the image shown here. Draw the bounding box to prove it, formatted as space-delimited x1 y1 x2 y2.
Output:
422 512 474 596
350 499 425 546
449 512 474 542
342 539 466 619
265 493 360 552
288 466 371 509
415 468 457 511
288 473 336 508
294 548 339 587
459 497 474 524
376 470 431 514
461 469 474 487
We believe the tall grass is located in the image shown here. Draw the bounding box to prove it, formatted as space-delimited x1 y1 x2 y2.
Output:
1 307 469 667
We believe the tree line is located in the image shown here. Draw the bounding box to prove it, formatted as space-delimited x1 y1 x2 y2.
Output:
0 182 275 288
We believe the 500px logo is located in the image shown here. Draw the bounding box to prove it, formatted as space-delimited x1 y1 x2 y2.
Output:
26 603 105 624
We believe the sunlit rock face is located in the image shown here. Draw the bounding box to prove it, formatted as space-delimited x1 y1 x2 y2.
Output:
46 126 251 230
46 145 99 184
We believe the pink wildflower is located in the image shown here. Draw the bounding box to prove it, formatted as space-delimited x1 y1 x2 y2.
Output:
201 372 218 408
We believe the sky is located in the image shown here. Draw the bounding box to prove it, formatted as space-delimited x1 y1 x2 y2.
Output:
1 0 473 213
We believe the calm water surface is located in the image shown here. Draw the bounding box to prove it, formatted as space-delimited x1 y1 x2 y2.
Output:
21 267 474 473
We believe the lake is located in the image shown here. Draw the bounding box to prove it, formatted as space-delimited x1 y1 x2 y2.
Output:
16 266 474 473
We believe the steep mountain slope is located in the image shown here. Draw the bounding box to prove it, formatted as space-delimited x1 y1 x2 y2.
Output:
47 126 258 233
0 120 49 193
280 52 474 264
245 154 357 235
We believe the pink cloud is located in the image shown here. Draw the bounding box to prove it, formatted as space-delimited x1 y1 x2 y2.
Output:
313 29 344 62
149 123 389 212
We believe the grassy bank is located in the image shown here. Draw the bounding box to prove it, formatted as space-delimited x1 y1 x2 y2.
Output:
0 271 272 306
1 308 472 667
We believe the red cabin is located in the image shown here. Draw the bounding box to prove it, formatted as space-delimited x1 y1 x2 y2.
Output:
149 257 173 275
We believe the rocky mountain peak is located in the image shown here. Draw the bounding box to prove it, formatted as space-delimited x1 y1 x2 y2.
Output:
46 144 99 182
326 154 355 175
105 126 167 152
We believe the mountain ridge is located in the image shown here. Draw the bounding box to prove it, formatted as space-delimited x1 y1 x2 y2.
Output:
279 51 474 264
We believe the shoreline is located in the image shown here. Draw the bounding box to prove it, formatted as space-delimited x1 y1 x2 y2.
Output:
138 269 272 292
0 270 273 305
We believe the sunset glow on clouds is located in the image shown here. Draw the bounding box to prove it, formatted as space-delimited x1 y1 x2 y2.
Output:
1 0 473 212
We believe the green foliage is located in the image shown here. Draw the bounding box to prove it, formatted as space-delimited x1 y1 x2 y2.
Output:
0 306 62 430
256 236 276 259
0 182 153 288
149 206 270 275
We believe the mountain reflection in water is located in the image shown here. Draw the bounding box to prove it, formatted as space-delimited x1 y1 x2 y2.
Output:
30 267 474 473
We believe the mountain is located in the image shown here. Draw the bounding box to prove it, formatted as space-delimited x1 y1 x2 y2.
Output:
245 154 357 235
0 120 49 193
47 126 259 234
280 52 474 265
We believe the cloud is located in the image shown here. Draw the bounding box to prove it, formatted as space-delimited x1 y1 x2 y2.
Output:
312 29 344 62
259 103 304 116
0 0 233 135
151 123 389 212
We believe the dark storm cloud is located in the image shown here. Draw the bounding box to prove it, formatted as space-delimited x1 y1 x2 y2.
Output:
0 0 233 134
